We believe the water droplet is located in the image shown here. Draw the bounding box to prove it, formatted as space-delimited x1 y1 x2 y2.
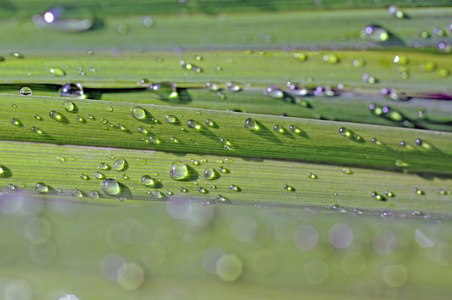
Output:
36 5 95 32
294 52 307 62
381 211 394 220
9 51 23 58
113 159 128 171
180 187 188 193
216 195 229 203
230 185 240 192
149 136 161 144
137 126 149 135
419 61 436 72
388 5 405 18
244 118 259 131
331 204 346 213
191 159 200 166
263 85 284 99
438 68 450 77
101 179 120 196
395 160 409 167
437 189 447 195
131 107 147 120
165 190 173 196
60 83 84 98
384 191 395 197
342 167 353 174
20 87 32 96
322 54 339 64
204 168 218 180
34 114 43 120
418 29 429 39
393 55 408 65
87 114 95 120
283 184 294 191
308 173 318 179
415 188 425 195
31 126 44 134
273 125 285 134
187 119 201 130
360 25 389 42
114 22 129 35
80 174 90 180
149 82 178 100
75 115 86 123
50 67 66 77
94 172 105 179
142 16 153 27
35 182 49 193
152 190 164 199
371 192 385 201
106 106 113 112
71 189 83 197
98 163 111 170
338 127 362 142
62 101 76 112
49 110 65 122
438 41 451 53
218 166 229 174
170 137 179 143
165 115 178 124
140 175 158 187
227 82 242 92
10 118 22 126
352 59 365 67
205 119 216 127
362 73 377 84
210 185 217 189
197 187 207 194
169 161 188 180
89 191 100 198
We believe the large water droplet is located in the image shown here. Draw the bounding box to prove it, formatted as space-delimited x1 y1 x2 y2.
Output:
20 87 32 96
63 101 76 112
101 179 120 196
59 83 84 98
204 168 218 180
169 161 188 180
131 107 147 120
35 5 95 32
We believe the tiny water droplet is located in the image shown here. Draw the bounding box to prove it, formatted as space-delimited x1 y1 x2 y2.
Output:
142 16 153 27
218 166 229 173
381 211 394 220
384 191 395 197
216 195 229 203
10 118 22 126
140 175 158 187
56 156 66 163
94 172 105 179
308 173 318 179
20 87 32 96
98 163 111 170
187 119 201 130
165 190 173 196
87 114 95 120
34 114 43 120
395 160 409 167
35 182 49 193
197 187 207 194
106 106 113 112
50 67 66 77
294 52 307 62
371 192 385 201
80 174 90 180
263 85 284 99
437 189 447 195
342 167 353 174
63 101 76 112
338 127 362 141
331 204 346 213
205 119 216 127
388 5 405 19
322 54 339 64
113 158 128 171
49 110 65 122
149 136 161 144
227 82 242 92
180 187 188 193
415 188 425 195
137 126 149 135
418 29 429 39
230 185 240 192
169 161 189 180
210 185 217 189
289 125 302 134
101 178 120 196
31 126 44 134
75 115 86 123
283 184 294 191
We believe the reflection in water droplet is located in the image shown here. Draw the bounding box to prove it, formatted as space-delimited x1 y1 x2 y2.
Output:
169 161 188 180
20 87 32 96
101 178 120 196
60 82 84 98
